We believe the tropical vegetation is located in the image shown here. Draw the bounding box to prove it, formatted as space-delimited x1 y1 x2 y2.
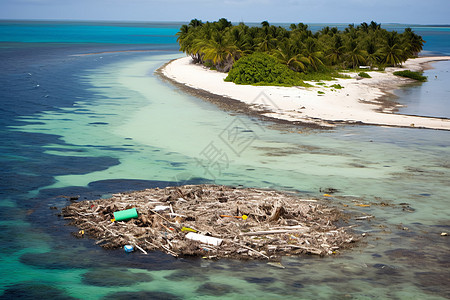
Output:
224 52 308 86
393 70 427 82
176 19 425 85
358 72 371 78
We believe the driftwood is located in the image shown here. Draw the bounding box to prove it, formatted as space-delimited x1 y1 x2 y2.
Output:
240 228 309 236
62 185 359 260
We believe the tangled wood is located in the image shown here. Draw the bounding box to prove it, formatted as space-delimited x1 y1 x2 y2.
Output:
62 185 358 260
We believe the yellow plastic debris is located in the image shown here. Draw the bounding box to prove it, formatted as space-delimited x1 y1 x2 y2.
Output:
220 215 248 219
181 227 197 233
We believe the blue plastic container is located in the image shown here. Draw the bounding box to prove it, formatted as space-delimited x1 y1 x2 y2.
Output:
124 245 134 253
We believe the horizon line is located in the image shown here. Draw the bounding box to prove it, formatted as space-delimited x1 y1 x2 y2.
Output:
1 18 449 27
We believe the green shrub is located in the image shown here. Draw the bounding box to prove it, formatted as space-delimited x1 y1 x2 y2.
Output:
393 70 427 82
225 53 307 87
358 72 371 78
330 84 343 89
299 70 347 81
318 91 325 95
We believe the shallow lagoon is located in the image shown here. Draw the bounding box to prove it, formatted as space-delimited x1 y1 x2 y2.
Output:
1 20 449 300
1 50 448 299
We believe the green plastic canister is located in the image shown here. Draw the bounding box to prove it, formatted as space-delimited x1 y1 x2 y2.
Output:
113 208 138 221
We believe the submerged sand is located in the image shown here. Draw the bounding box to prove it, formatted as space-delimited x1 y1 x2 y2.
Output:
160 56 450 130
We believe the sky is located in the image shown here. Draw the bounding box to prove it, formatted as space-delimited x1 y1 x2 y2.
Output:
0 0 449 24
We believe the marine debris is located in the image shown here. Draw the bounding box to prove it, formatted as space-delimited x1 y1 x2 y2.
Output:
62 185 358 260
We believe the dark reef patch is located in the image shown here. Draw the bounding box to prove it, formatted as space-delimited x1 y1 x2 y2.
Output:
0 282 76 300
103 291 182 300
244 276 277 284
196 282 233 296
82 268 153 287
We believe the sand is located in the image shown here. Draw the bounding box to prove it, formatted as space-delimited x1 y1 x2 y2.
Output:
160 56 450 130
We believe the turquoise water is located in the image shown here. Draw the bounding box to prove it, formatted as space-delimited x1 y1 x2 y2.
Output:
394 60 450 118
0 21 180 44
0 22 449 299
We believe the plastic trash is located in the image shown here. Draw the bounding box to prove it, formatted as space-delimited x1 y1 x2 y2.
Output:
220 214 248 220
124 245 134 252
113 208 138 222
181 226 197 232
153 205 170 212
185 232 223 246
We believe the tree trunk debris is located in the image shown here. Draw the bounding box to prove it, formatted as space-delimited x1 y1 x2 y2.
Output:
62 185 358 260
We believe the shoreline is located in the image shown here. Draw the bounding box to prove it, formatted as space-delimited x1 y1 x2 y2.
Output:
157 56 450 131
155 59 323 129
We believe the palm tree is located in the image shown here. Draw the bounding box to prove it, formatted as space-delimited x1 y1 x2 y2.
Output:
215 18 232 31
381 44 404 66
320 26 331 36
273 26 289 40
229 25 251 55
326 35 345 66
302 37 324 71
345 40 367 69
359 22 369 33
176 24 189 45
244 27 259 52
364 39 381 68
401 28 425 57
369 21 381 31
177 25 203 62
296 23 309 32
189 19 203 28
256 30 277 52
345 28 357 40
345 24 355 34
380 31 405 66
272 39 310 72
195 31 241 72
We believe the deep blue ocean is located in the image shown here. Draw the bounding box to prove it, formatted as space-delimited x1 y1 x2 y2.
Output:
0 21 449 299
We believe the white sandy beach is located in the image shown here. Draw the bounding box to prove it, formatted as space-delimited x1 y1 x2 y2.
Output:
162 56 450 130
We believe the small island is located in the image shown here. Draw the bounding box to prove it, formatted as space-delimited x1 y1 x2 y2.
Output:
160 19 450 130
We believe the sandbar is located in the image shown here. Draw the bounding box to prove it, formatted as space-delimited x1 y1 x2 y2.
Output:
159 56 450 130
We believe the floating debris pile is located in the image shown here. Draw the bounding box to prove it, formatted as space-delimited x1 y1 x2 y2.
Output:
62 185 358 259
